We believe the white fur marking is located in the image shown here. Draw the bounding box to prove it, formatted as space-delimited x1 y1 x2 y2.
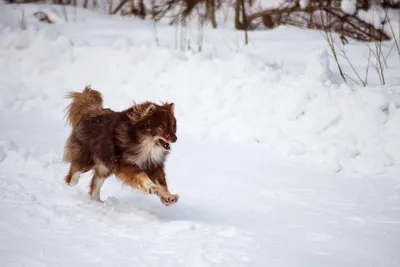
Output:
96 163 110 177
128 137 166 169
69 171 82 186
91 177 106 201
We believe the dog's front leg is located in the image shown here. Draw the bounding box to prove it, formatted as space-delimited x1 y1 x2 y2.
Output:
149 167 179 206
116 165 158 195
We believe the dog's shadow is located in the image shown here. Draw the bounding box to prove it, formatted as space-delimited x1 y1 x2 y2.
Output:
102 194 228 225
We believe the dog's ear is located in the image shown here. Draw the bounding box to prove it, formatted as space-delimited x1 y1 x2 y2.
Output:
144 103 156 117
129 102 156 123
164 102 175 115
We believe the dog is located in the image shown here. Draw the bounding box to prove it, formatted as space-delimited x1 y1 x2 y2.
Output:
62 86 179 206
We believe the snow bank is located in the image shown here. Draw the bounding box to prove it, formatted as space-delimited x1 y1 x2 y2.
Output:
1 113 399 267
1 4 400 176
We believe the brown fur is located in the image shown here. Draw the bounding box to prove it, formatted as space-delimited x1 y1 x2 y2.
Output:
63 85 179 206
116 165 158 195
64 86 105 128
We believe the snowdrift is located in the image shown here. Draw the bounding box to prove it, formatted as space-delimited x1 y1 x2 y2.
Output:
1 4 400 177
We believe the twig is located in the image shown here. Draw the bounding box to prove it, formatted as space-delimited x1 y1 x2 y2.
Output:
180 19 187 50
112 0 129 14
153 20 160 46
384 42 396 67
320 11 346 83
197 12 204 52
367 9 386 85
376 41 386 84
384 7 400 56
338 44 365 86
367 43 385 85
61 2 68 22
376 13 386 84
20 8 26 30
174 22 178 49
364 49 371 86
344 73 360 86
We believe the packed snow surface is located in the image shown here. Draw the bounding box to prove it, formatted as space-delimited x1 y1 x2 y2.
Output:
1 3 400 267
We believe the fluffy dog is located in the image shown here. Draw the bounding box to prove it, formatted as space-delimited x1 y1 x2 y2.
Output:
62 86 179 206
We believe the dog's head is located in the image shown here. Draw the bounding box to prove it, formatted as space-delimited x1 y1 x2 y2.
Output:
129 101 177 150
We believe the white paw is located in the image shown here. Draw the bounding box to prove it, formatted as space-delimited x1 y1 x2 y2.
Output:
68 172 81 186
89 194 103 202
69 178 78 186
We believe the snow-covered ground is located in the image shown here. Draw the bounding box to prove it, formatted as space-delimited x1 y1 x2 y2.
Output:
1 3 400 267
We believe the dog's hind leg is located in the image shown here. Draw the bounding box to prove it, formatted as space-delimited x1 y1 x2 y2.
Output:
65 161 92 186
89 163 111 201
64 135 93 186
89 175 106 201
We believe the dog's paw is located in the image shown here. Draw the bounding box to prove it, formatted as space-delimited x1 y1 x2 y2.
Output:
143 182 158 195
93 198 104 203
66 172 81 186
68 178 79 186
147 185 158 194
160 193 179 207
89 193 103 203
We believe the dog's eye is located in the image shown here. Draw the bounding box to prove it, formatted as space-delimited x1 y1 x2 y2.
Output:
159 124 165 129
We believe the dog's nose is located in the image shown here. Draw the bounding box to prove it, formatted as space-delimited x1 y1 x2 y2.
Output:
171 135 177 143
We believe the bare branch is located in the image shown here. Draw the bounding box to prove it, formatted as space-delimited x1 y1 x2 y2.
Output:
246 2 391 42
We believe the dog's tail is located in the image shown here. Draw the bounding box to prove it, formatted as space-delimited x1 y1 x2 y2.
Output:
65 85 103 128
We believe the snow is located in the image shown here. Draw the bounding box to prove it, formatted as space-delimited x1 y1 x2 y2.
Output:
341 0 357 15
1 3 400 267
299 0 309 9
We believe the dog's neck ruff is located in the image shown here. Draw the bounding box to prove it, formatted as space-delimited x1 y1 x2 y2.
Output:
127 137 167 170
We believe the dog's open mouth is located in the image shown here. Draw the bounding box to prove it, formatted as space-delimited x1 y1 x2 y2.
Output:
158 139 171 150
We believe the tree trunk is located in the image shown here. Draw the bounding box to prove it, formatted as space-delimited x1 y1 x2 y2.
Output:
241 0 248 44
206 0 217 28
138 0 146 19
234 0 242 29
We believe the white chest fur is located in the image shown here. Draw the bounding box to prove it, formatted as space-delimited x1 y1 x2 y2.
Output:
128 137 166 169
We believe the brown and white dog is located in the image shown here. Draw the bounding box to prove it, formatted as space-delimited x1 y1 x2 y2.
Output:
62 86 179 206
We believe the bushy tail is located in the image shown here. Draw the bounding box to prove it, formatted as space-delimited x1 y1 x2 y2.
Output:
65 86 103 128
